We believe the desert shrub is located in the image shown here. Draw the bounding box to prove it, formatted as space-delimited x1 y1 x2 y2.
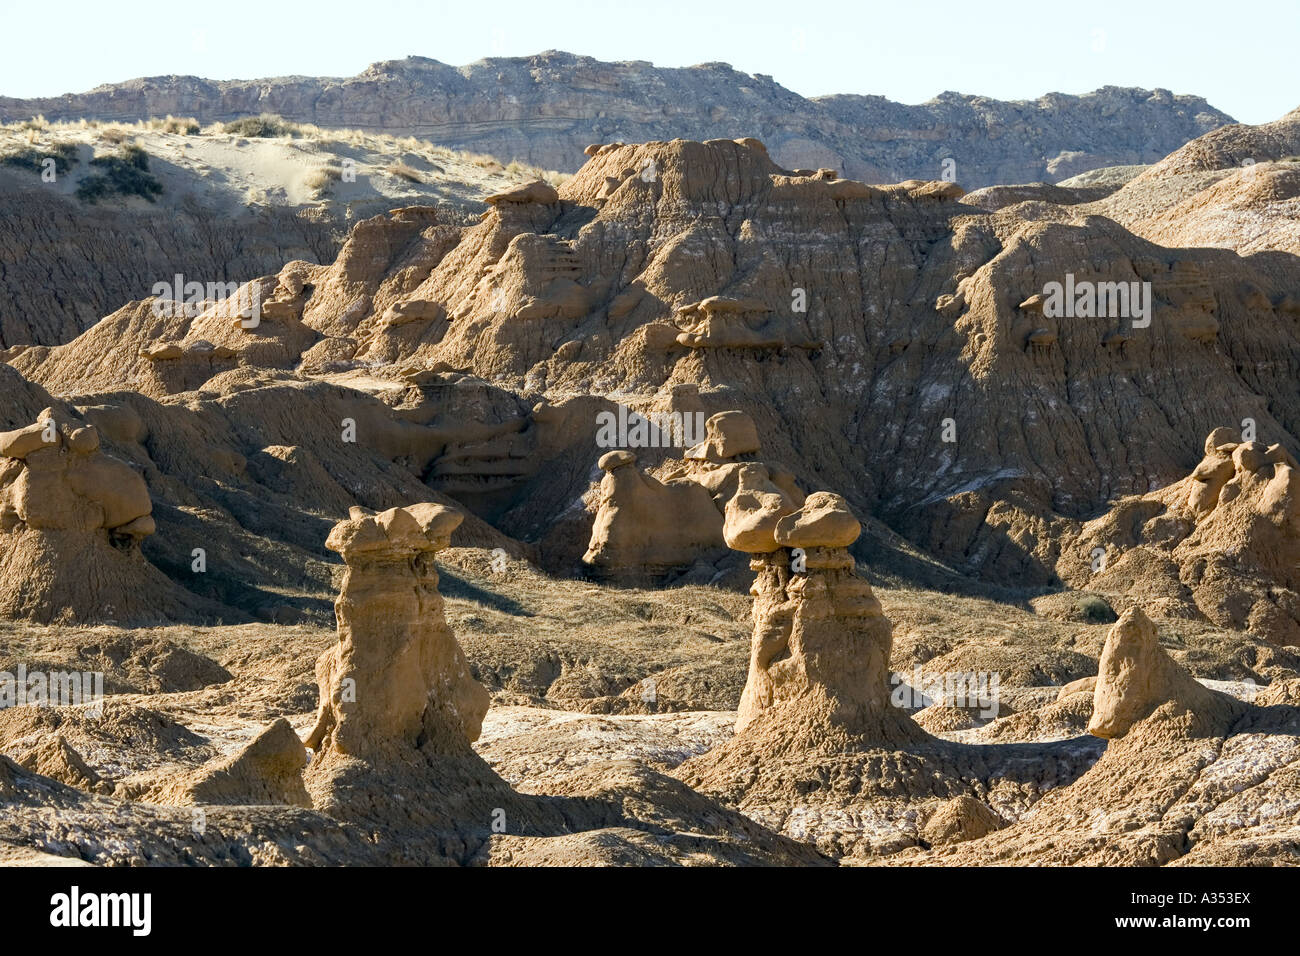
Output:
153 115 201 135
386 162 423 184
75 144 163 203
306 165 343 193
0 141 79 174
1074 594 1117 624
19 115 47 131
223 114 297 138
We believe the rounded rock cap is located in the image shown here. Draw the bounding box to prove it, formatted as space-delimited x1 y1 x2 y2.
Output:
598 450 637 471
774 492 861 549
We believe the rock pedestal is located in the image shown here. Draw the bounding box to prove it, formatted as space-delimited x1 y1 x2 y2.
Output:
305 503 489 760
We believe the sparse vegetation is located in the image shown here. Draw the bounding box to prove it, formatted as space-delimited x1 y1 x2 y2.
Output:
149 115 201 135
0 141 79 174
385 162 423 184
305 165 343 195
75 144 163 203
223 114 299 138
1075 594 1117 624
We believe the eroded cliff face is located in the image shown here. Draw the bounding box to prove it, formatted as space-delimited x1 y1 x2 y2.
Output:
0 188 340 349
0 53 1232 187
9 136 1300 603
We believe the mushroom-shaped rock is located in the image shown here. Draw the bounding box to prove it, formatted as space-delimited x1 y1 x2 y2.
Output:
599 449 637 471
684 410 761 463
1233 441 1268 473
722 465 799 553
305 502 489 760
774 492 861 549
0 409 215 624
1018 294 1047 313
713 486 926 745
1205 427 1239 456
677 295 771 317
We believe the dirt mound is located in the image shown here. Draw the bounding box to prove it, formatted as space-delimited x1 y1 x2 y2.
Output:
13 735 111 794
920 795 1004 845
150 719 310 807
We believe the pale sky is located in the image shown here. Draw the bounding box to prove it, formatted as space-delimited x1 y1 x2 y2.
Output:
1 0 1295 125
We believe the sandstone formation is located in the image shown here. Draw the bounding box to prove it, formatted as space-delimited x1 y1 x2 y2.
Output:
291 500 828 863
304 503 489 763
1088 607 1245 739
10 135 1300 606
151 718 311 808
581 450 725 579
0 407 211 623
719 489 926 745
0 121 557 348
905 608 1290 866
1060 429 1300 644
582 409 804 579
975 108 1300 257
4 116 1300 869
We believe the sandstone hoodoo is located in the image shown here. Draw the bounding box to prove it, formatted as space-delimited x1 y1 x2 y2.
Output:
722 490 927 746
1060 429 1300 644
305 503 489 763
299 500 534 854
10 134 1300 596
1088 607 1245 739
0 407 208 623
582 409 805 580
